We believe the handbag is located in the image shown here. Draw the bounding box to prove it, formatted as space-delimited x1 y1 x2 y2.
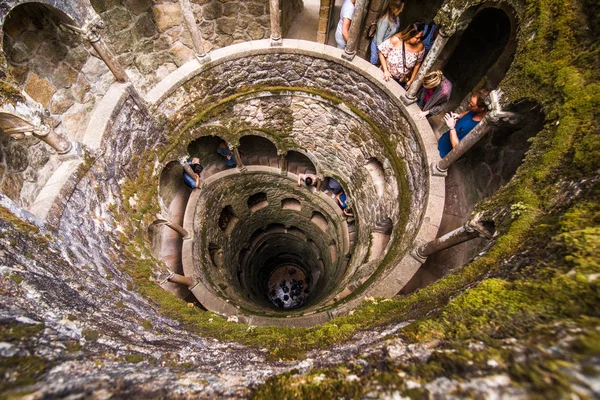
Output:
367 21 377 38
401 40 411 83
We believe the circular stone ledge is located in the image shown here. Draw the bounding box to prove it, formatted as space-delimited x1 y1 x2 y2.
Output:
143 40 445 326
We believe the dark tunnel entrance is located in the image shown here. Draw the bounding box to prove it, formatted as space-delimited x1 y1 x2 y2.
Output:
443 7 512 109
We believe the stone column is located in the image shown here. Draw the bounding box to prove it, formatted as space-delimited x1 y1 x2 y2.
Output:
402 28 451 105
232 147 246 172
167 273 193 287
155 218 190 239
33 125 72 154
316 0 333 44
269 0 283 46
61 20 129 83
179 0 208 59
342 0 368 61
85 24 129 83
3 120 73 155
279 151 288 176
413 219 493 261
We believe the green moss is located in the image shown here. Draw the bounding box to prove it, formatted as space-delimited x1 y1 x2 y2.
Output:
0 207 40 236
65 341 82 353
252 370 362 400
0 356 48 395
0 80 25 105
123 354 147 364
115 301 126 308
141 319 153 330
8 273 23 284
0 322 44 342
82 329 100 341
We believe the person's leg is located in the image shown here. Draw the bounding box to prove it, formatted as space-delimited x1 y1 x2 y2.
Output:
335 31 346 49
370 39 380 65
183 173 196 188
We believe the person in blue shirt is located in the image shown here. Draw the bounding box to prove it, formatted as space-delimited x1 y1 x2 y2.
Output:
438 89 489 158
336 191 355 219
183 157 203 189
217 141 237 168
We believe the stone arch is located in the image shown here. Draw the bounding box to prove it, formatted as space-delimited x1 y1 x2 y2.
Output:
247 192 268 213
311 211 329 232
218 205 238 235
282 198 302 211
439 5 517 111
238 134 279 167
158 160 189 211
187 135 230 176
2 2 109 140
402 99 544 296
286 149 318 176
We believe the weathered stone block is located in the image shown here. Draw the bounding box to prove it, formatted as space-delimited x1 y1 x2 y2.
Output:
104 7 133 33
246 2 265 17
222 2 238 16
24 73 56 107
135 13 157 38
247 22 265 40
1 173 24 201
216 17 237 35
92 0 119 13
152 4 183 33
108 28 139 53
126 0 154 15
169 43 194 67
64 45 91 71
49 90 75 114
201 2 222 20
52 62 79 89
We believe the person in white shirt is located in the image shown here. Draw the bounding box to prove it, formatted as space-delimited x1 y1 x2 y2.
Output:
335 0 356 49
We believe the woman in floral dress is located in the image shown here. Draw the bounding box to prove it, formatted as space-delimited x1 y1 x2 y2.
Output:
378 22 425 89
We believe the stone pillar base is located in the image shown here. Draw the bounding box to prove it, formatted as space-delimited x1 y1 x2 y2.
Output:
270 37 283 47
430 162 448 177
58 142 83 161
341 51 356 61
401 94 418 106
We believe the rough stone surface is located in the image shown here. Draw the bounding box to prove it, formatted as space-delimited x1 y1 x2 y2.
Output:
23 74 56 107
152 4 183 33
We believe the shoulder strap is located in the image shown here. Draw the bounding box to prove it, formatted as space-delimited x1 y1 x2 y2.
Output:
402 40 406 71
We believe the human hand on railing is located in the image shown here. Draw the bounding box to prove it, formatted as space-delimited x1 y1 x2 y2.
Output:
383 70 391 82
443 113 456 129
416 110 429 120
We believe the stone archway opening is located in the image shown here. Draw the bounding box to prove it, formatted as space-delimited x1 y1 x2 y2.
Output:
239 135 279 167
401 100 544 295
187 135 230 177
286 150 317 176
3 3 103 139
442 7 513 110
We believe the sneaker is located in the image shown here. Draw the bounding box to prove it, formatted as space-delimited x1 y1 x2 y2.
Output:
324 190 330 194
